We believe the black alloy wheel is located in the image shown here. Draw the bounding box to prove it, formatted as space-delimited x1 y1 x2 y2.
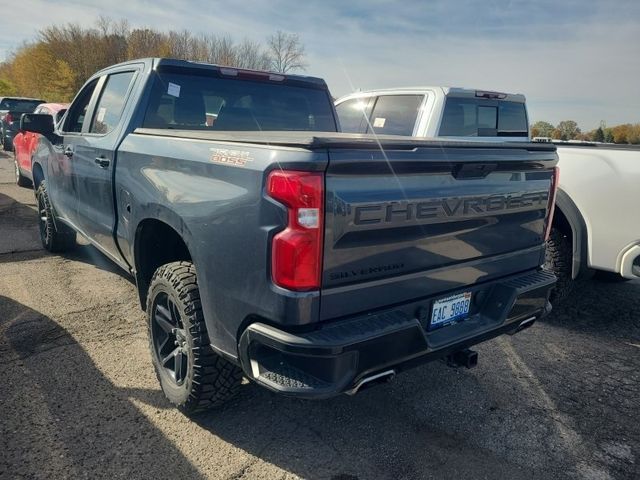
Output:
151 292 189 386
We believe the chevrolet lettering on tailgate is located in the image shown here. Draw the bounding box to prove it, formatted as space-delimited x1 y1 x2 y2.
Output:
352 191 550 226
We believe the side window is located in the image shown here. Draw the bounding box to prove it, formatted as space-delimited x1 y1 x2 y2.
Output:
90 71 135 134
368 95 423 136
335 97 374 133
63 79 99 133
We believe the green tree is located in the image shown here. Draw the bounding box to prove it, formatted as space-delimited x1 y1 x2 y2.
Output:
1 18 307 101
604 129 614 143
629 124 640 144
593 126 605 142
556 120 581 140
0 77 17 96
531 121 554 138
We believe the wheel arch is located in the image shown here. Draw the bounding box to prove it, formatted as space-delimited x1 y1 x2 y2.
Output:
133 218 193 308
554 189 590 279
31 161 45 189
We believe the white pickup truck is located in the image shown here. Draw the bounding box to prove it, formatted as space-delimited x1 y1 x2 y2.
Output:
335 88 640 300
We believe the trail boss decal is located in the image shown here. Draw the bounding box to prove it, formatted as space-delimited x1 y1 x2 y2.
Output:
210 148 253 167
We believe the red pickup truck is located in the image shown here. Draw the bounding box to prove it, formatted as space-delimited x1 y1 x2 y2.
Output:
13 102 68 187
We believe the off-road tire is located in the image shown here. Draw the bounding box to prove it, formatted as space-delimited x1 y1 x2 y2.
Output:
14 153 31 187
36 181 76 252
147 261 243 415
544 227 573 304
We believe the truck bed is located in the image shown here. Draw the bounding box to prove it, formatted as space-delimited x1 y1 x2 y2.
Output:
134 128 557 152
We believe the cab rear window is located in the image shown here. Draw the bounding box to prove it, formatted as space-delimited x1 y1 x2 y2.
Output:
143 72 337 132
439 98 528 137
0 99 44 113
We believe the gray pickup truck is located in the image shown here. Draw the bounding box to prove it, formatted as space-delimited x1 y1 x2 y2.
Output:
22 58 558 414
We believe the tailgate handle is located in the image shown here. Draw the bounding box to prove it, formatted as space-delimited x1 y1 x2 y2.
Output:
453 163 497 179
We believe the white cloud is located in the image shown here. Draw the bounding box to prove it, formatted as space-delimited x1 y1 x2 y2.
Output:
1 0 638 129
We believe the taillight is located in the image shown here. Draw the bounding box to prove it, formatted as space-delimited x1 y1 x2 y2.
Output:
267 170 324 291
5 113 13 124
544 166 560 241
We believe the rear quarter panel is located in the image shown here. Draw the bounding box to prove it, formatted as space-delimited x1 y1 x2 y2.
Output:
115 133 328 358
557 146 640 272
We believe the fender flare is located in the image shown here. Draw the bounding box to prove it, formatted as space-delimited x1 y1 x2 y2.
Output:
555 189 590 279
31 160 45 189
131 208 195 307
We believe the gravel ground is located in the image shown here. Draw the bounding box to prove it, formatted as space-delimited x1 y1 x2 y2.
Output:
0 151 638 480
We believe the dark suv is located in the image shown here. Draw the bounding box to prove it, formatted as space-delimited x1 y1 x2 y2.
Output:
0 97 45 150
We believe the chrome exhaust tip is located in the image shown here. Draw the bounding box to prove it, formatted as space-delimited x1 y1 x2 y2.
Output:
345 369 396 396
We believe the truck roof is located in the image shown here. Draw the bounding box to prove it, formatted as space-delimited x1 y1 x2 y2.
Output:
338 87 526 103
94 57 328 90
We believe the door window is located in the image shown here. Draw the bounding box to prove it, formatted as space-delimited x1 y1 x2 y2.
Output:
335 97 375 133
63 79 99 133
90 71 135 134
368 95 423 136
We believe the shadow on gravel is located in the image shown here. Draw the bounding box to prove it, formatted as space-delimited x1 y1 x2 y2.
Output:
189 369 544 480
0 189 132 283
544 277 640 339
0 295 204 479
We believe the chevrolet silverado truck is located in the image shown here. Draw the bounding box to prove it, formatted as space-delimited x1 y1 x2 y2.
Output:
336 88 640 301
335 87 529 141
533 139 640 298
23 59 557 413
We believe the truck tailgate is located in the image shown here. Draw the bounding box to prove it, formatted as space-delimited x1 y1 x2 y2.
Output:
321 143 557 320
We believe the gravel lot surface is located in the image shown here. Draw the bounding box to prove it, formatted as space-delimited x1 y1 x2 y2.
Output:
0 151 638 479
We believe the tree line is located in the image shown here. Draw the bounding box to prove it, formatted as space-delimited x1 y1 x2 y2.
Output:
0 17 307 103
531 120 640 144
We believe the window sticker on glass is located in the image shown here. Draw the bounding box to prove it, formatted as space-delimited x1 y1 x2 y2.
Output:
167 82 181 97
373 117 386 128
97 107 107 123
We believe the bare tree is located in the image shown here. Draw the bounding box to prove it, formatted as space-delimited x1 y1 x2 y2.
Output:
267 31 307 73
127 29 169 58
234 39 271 70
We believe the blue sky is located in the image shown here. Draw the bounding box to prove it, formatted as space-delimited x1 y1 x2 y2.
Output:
2 0 639 129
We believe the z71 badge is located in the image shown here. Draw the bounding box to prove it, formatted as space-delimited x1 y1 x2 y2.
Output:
210 148 253 167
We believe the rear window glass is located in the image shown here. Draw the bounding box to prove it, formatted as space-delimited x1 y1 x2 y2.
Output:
143 72 337 132
439 98 528 137
0 99 44 113
368 95 422 136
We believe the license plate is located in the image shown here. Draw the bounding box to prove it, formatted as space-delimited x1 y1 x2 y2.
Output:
430 292 472 328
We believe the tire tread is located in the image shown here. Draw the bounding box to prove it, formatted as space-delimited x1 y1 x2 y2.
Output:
147 261 242 414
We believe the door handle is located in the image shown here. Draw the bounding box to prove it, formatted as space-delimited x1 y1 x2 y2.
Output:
95 157 110 168
64 147 74 158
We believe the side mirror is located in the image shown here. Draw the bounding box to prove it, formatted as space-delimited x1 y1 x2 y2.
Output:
20 113 54 136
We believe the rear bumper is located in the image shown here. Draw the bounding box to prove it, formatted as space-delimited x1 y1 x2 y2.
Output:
238 269 556 399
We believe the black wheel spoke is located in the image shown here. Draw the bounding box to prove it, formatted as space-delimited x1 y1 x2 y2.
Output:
161 346 180 367
155 304 175 333
151 289 191 387
158 335 170 352
175 350 184 382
